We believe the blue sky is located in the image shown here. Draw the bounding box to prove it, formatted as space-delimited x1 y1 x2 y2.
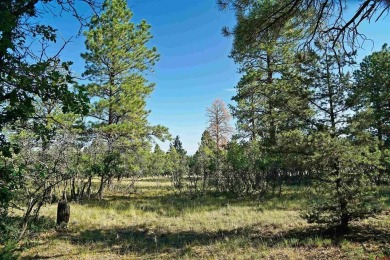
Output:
128 0 240 154
42 0 389 154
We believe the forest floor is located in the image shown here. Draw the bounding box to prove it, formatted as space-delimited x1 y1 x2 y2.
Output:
19 177 390 259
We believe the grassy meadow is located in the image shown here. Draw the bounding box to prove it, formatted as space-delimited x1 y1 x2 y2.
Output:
17 177 390 259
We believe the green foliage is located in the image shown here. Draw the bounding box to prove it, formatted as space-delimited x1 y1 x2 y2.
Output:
172 136 187 156
82 0 168 146
3 106 86 238
0 161 22 239
148 144 167 176
81 0 169 198
300 41 383 231
190 131 217 192
224 0 310 198
219 0 385 51
0 240 19 260
0 0 388 250
351 44 390 183
304 133 382 231
0 1 88 153
0 0 90 241
225 0 385 231
222 140 268 195
166 137 188 192
82 0 158 136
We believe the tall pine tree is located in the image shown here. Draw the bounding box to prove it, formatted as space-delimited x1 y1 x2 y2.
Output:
302 39 382 232
82 0 168 199
351 44 390 184
229 0 311 195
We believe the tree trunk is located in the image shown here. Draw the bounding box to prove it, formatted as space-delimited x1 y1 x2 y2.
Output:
97 175 106 200
107 176 113 190
18 198 36 241
71 177 76 200
86 175 92 198
338 212 349 234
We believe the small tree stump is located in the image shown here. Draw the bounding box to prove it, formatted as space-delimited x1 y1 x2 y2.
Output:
56 199 70 228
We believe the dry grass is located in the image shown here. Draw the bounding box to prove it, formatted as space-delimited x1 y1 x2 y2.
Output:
17 177 390 259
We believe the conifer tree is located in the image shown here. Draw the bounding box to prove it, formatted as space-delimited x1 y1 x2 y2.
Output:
193 130 217 192
149 144 167 177
82 0 168 199
166 139 188 193
219 0 387 51
351 44 390 183
302 40 382 232
226 0 383 231
229 0 311 146
171 136 187 156
228 0 311 196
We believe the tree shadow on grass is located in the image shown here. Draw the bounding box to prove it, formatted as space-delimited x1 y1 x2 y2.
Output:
78 188 309 218
47 222 390 258
21 253 79 260
57 224 257 257
3 215 55 246
78 191 254 216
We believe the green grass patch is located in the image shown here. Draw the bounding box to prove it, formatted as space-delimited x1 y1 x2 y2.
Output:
15 178 390 259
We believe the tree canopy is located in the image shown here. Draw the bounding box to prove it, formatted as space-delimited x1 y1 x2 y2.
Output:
219 0 390 50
